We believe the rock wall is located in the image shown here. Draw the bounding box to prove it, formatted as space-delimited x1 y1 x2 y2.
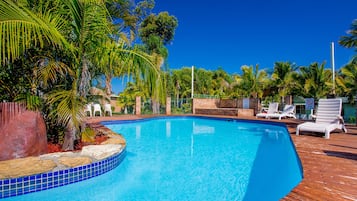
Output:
0 111 47 161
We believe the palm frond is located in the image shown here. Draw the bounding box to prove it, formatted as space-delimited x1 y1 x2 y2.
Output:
0 0 69 64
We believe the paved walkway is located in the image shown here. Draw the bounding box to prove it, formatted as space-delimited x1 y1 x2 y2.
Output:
88 114 357 200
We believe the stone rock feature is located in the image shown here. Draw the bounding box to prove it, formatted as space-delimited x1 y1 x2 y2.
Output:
58 156 92 168
0 157 56 179
81 144 123 160
0 111 48 161
101 134 126 145
0 121 126 180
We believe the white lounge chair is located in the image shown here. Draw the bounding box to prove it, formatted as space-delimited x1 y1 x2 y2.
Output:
256 102 279 118
104 103 112 116
296 98 347 139
266 104 296 120
93 103 102 116
84 104 92 117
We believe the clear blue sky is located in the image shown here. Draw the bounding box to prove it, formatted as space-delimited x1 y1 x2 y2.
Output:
155 0 356 72
112 0 356 94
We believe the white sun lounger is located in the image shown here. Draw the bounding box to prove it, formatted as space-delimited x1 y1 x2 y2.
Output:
266 104 296 120
296 98 347 139
256 102 279 118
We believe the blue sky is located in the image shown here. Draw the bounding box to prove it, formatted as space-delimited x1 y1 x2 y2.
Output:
154 0 356 72
112 0 356 94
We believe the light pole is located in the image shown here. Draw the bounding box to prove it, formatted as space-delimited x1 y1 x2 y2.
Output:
191 65 194 98
331 42 336 95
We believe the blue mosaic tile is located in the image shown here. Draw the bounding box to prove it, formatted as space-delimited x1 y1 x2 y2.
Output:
0 148 126 199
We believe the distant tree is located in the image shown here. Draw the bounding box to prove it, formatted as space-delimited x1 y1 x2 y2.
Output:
171 68 192 101
271 62 299 105
298 62 332 99
236 65 268 99
139 11 178 47
336 60 357 125
138 11 178 113
211 67 232 97
339 19 357 56
194 68 213 95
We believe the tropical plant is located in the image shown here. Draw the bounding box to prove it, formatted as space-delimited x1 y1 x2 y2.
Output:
336 59 357 125
339 19 357 53
138 11 178 113
298 62 333 99
235 64 268 99
0 0 158 150
211 67 232 97
271 61 299 105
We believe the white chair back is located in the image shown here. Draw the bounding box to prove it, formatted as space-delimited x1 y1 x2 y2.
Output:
93 104 102 116
267 102 279 114
282 104 295 114
104 103 112 116
84 104 92 117
315 99 342 124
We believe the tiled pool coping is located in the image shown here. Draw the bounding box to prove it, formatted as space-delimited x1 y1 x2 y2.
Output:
0 148 126 199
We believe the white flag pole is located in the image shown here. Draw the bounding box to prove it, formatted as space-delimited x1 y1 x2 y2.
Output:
331 42 335 95
191 66 194 98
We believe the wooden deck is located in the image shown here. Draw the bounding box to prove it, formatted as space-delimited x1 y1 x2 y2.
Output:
282 119 357 201
87 115 357 200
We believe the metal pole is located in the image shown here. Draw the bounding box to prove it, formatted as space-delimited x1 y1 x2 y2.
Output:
191 65 194 98
331 42 335 95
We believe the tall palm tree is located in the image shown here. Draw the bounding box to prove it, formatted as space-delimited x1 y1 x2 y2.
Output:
271 61 299 106
298 62 333 99
0 0 158 150
194 68 213 95
336 59 357 125
211 68 232 98
339 19 357 53
234 64 268 112
236 64 268 99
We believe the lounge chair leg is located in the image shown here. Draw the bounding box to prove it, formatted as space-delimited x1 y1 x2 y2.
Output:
324 131 330 139
343 125 348 133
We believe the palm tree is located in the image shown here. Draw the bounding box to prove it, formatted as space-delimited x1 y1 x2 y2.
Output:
0 0 158 150
339 19 357 53
271 62 299 106
236 64 268 99
211 68 232 98
298 62 333 99
194 68 213 95
336 59 357 125
234 64 268 113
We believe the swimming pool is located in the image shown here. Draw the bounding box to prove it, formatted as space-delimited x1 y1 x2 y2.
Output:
6 116 303 201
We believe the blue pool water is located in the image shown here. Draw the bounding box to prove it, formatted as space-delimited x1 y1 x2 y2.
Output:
6 116 303 201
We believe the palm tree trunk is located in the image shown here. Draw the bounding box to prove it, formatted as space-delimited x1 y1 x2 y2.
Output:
105 74 112 95
79 59 91 97
152 99 160 114
62 123 76 151
176 92 179 107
